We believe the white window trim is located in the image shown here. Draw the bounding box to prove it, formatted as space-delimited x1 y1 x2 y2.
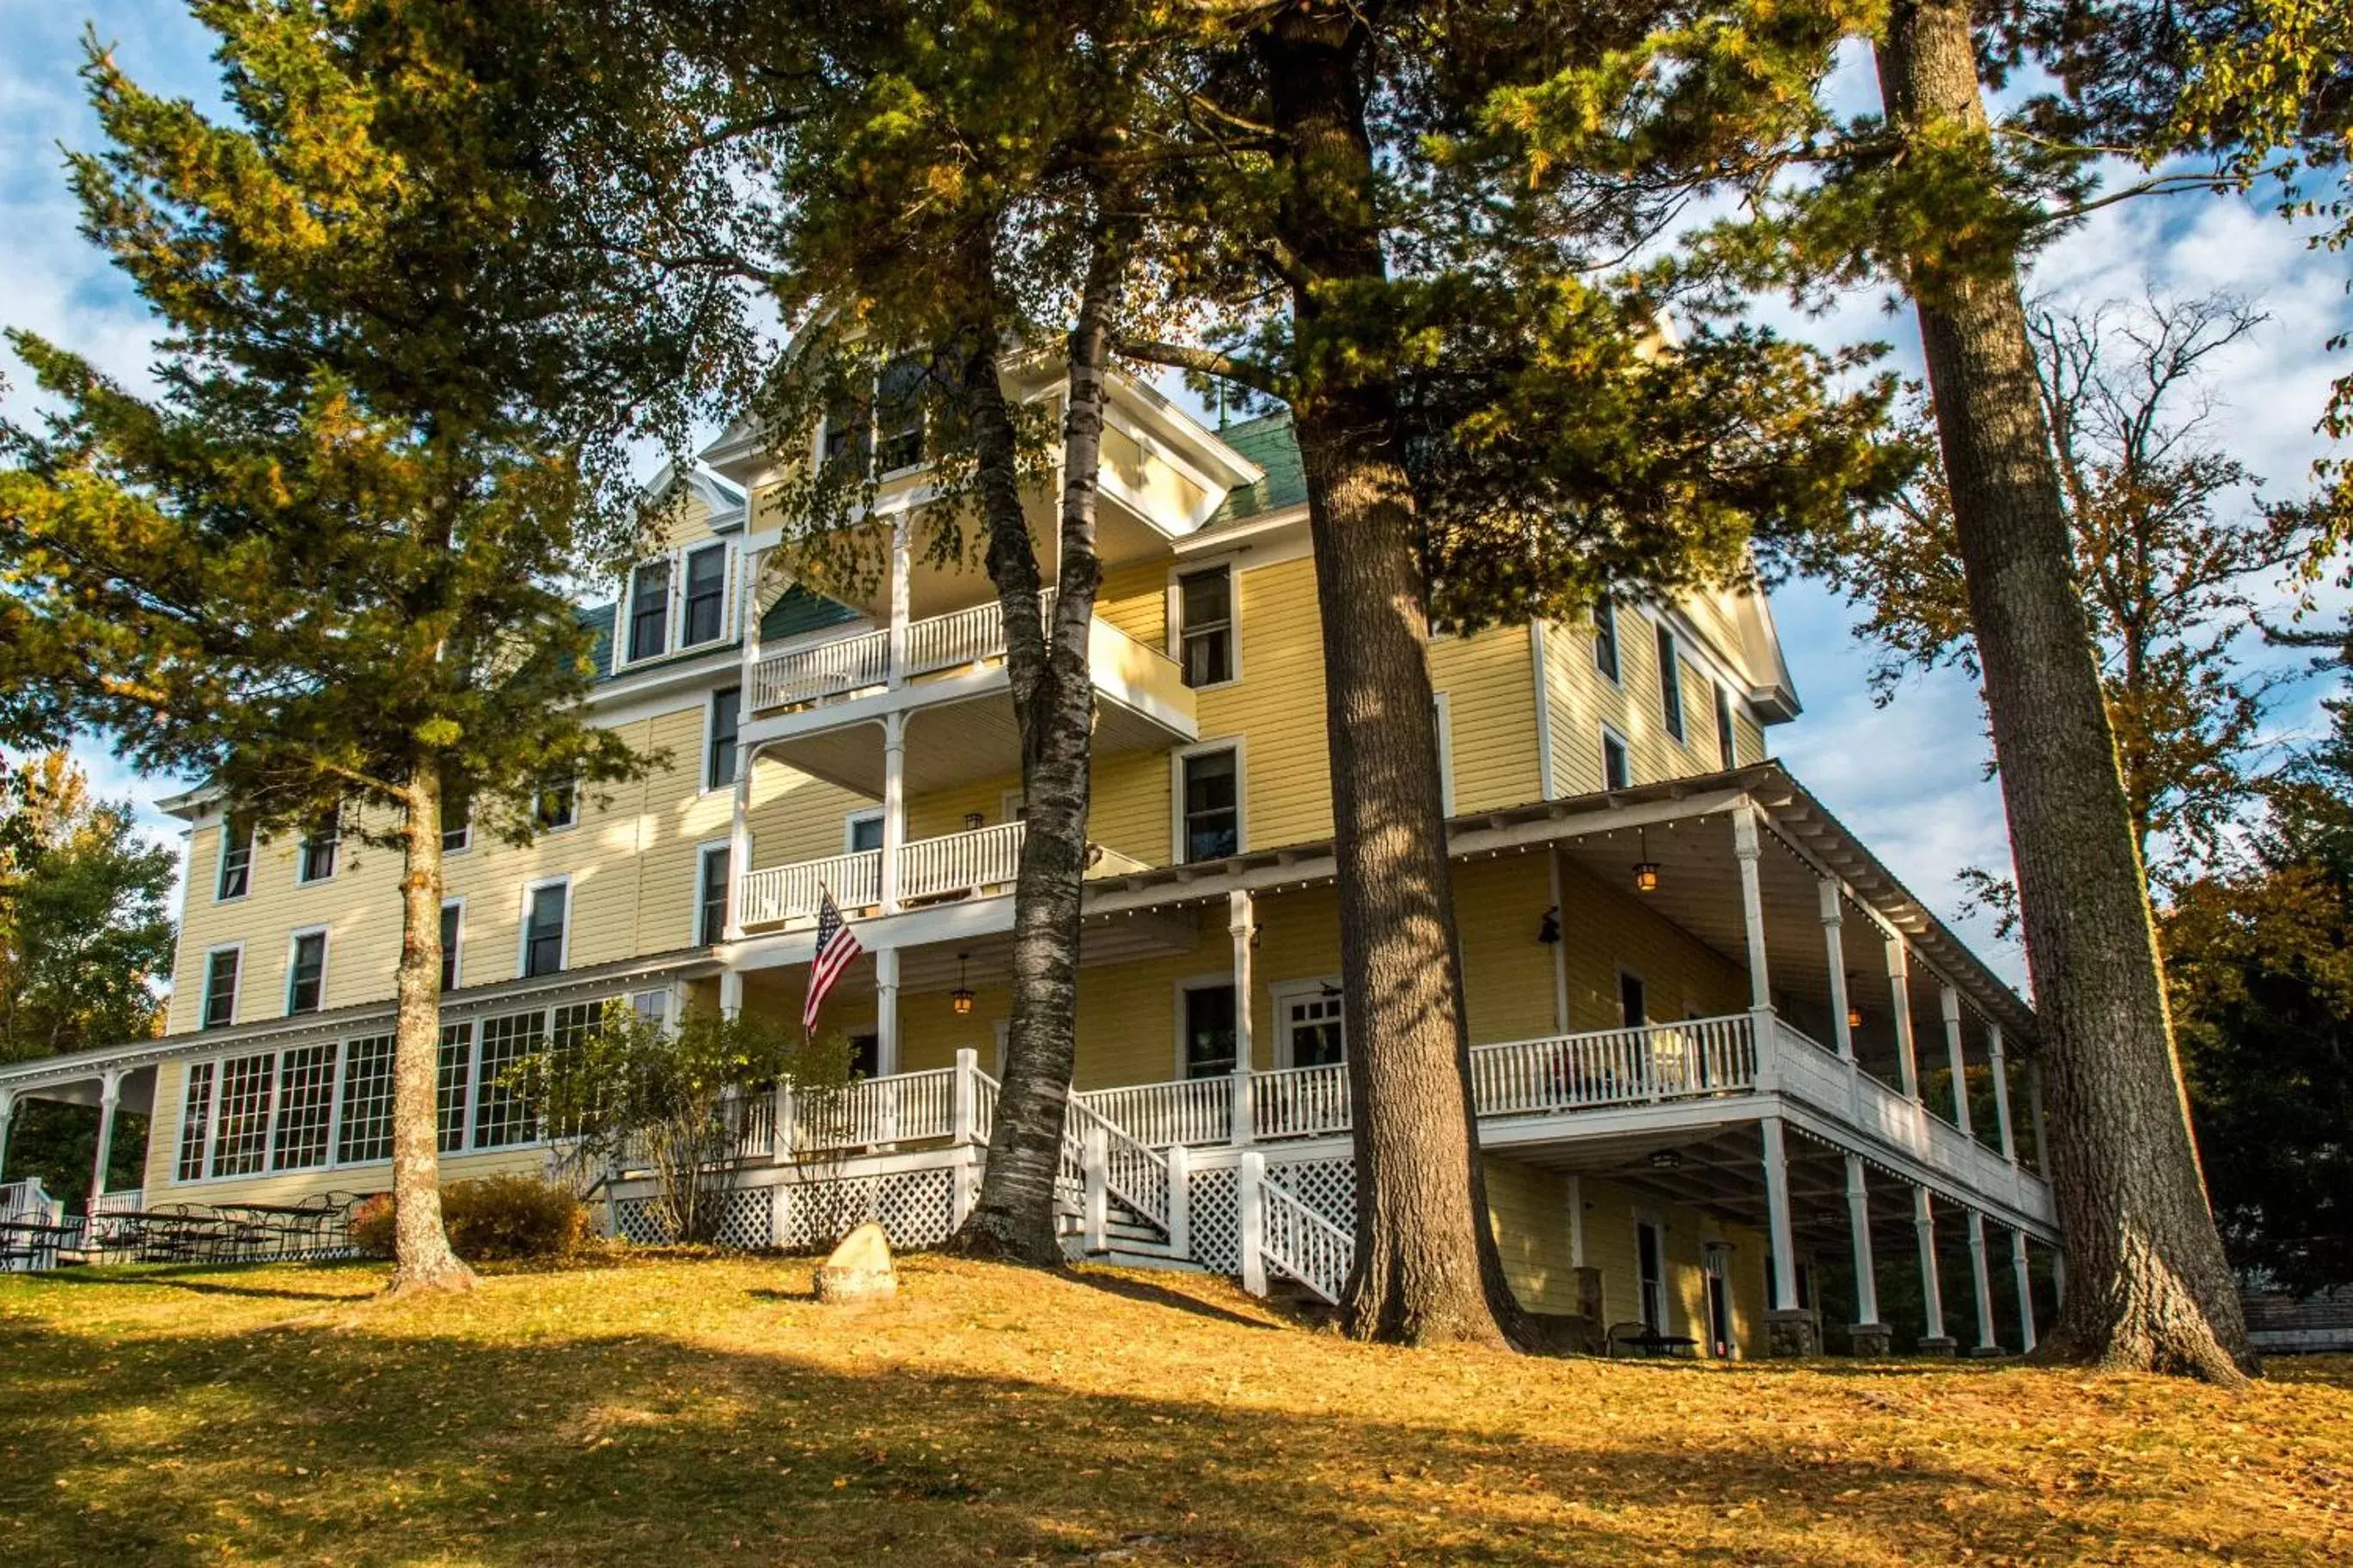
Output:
1635 1210 1672 1334
296 816 340 887
693 839 732 949
1166 558 1242 690
1433 691 1456 818
200 940 245 1030
620 555 675 669
1268 975 1344 1070
678 541 734 654
1656 624 1686 743
284 925 331 1016
516 875 574 979
537 781 581 833
1599 723 1633 792
844 808 885 854
1170 737 1248 864
1172 973 1244 1080
1592 598 1624 687
1616 962 1649 1028
440 896 466 991
1714 681 1741 771
701 683 744 796
214 818 254 902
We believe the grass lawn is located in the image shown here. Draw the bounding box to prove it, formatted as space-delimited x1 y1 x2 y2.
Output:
2 1254 2348 1565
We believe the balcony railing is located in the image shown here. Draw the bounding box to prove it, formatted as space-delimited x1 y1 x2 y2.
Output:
750 591 1059 713
734 821 1146 931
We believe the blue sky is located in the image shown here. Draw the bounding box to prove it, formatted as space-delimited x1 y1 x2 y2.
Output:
5 5 2349 991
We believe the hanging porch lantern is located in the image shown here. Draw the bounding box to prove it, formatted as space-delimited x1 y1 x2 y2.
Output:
1631 827 1660 894
951 951 975 1016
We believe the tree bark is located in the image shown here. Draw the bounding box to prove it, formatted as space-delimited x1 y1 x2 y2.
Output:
944 222 1127 1266
1875 0 2251 1381
1257 3 1525 1348
383 761 475 1296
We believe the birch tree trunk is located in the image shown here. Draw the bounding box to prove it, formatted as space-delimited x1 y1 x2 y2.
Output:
384 761 475 1295
1875 0 2250 1381
1259 4 1524 1347
945 224 1128 1265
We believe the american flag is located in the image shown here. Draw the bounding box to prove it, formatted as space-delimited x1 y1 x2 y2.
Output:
804 888 863 1034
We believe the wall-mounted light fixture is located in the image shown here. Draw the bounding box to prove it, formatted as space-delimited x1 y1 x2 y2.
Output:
963 811 986 832
1537 906 1562 945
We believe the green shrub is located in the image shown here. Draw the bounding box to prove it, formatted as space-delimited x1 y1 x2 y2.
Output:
345 1176 588 1262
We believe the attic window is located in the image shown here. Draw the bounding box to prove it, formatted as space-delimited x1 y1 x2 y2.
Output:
627 558 670 662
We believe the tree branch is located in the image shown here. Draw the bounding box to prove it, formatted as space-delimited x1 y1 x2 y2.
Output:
1114 339 1279 396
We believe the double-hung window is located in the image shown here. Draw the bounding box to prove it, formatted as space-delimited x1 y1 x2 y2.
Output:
440 900 463 991
875 355 926 473
442 784 473 853
1181 983 1238 1079
285 930 327 1015
298 809 339 884
1656 623 1685 741
820 389 871 471
697 844 731 947
627 558 671 662
521 881 569 978
1714 683 1739 770
1593 597 1621 682
1179 747 1241 862
202 947 241 1030
681 544 729 648
846 810 885 854
217 816 254 900
706 686 742 791
1176 565 1235 687
535 781 578 832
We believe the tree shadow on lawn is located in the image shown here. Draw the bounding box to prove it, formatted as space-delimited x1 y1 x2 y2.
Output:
31 1262 378 1304
0 1302 2243 1568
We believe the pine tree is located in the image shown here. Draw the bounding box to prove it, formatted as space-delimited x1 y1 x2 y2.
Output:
0 3 722 1294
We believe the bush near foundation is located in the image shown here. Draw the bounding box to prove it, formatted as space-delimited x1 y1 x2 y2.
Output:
347 1175 588 1261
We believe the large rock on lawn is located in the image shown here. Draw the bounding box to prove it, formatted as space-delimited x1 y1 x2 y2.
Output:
814 1221 897 1303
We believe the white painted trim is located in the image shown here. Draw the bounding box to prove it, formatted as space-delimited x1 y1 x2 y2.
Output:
1172 972 1241 1080
431 895 462 992
1166 557 1242 691
679 540 734 654
283 925 331 1016
700 682 744 796
535 780 581 833
1634 1209 1672 1334
516 875 574 979
295 815 341 886
1654 621 1687 744
1615 961 1650 1028
1170 737 1248 863
1592 598 1625 688
694 839 732 949
1599 722 1633 790
214 816 254 902
844 808 885 854
1268 975 1345 1069
200 941 245 1030
1531 620 1558 800
1433 691 1456 817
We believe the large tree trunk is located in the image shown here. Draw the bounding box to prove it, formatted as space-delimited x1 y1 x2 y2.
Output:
1258 4 1524 1348
383 761 474 1296
1876 0 2251 1381
944 225 1126 1266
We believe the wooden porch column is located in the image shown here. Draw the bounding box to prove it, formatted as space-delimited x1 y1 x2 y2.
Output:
88 1067 123 1210
0 1088 15 1181
1845 1155 1887 1350
718 969 744 1018
724 740 757 942
1732 806 1772 1010
2011 1228 2038 1352
874 947 901 1077
1939 985 1972 1135
1238 1150 1268 1296
1228 889 1256 1144
1761 1117 1799 1312
1885 936 1920 1100
1965 1210 1998 1354
879 711 907 914
1547 845 1572 1035
1914 1187 1953 1351
1820 880 1854 1060
886 515 912 688
1987 1023 2018 1162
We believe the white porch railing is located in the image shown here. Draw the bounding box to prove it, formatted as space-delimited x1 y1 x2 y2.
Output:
1473 1014 1757 1115
1061 1093 1172 1235
752 626 891 711
902 590 1057 679
1075 1076 1236 1150
89 1188 144 1216
0 1177 60 1225
899 821 1025 903
785 1067 958 1153
1254 1161 1352 1303
736 848 883 928
1252 1064 1352 1140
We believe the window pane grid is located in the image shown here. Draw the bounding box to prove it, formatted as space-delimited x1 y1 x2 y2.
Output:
683 546 727 646
217 821 253 899
271 1043 337 1172
336 1034 395 1164
177 1061 216 1181
1182 750 1239 862
204 949 240 1029
473 1010 546 1150
1178 568 1233 687
628 560 670 661
211 1052 278 1177
699 847 730 946
437 1022 474 1153
1656 625 1684 740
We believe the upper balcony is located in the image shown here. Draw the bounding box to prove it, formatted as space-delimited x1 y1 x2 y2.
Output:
742 590 1196 797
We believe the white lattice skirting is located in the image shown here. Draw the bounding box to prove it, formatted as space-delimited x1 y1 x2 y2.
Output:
774 1168 960 1253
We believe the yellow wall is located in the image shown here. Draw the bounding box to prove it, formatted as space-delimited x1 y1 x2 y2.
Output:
1544 608 1763 797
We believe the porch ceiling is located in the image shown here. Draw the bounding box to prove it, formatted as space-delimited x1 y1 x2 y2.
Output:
754 682 1180 802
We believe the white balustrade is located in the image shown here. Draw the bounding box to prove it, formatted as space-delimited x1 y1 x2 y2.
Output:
1074 1076 1235 1149
1251 1065 1351 1140
0 1177 60 1224
89 1188 144 1216
1061 1092 1172 1233
1471 1015 1757 1116
752 626 891 710
971 1069 999 1144
1255 1169 1352 1304
736 848 883 929
787 1067 958 1152
728 1094 775 1161
897 821 1026 903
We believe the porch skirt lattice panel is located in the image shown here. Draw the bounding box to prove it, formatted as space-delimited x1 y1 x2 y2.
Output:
608 1188 773 1251
1187 1165 1242 1273
774 1167 958 1253
1264 1156 1354 1232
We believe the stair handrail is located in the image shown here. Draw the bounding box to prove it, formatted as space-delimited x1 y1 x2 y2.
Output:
1060 1089 1173 1236
1255 1167 1352 1304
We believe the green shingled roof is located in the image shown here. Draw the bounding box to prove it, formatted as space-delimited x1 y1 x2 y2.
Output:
1207 412 1305 526
761 584 863 642
578 603 615 679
